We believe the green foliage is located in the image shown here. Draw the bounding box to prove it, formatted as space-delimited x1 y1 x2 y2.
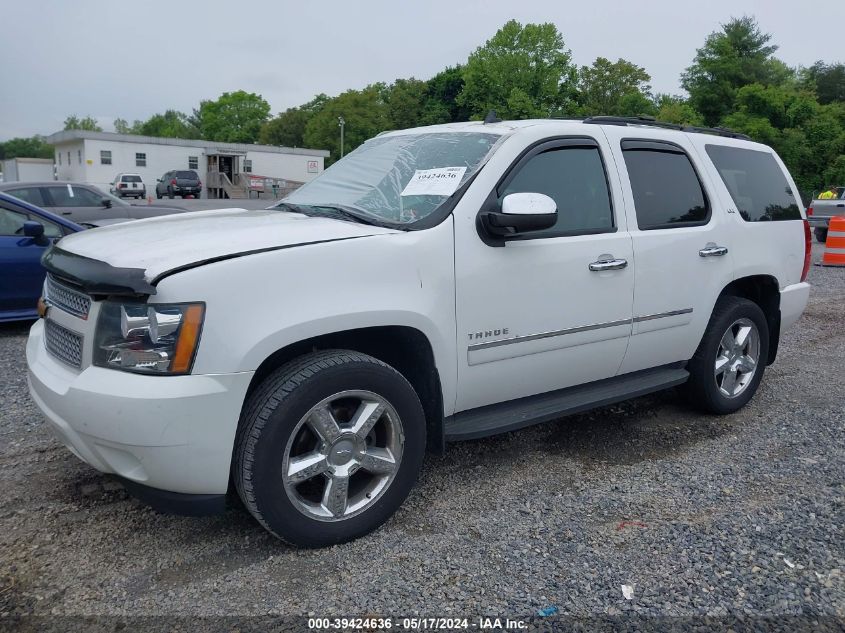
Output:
197 90 271 143
800 61 845 105
303 86 389 163
63 115 102 132
654 95 704 126
457 19 576 119
577 57 653 116
259 95 328 147
385 78 428 130
423 66 470 124
135 110 200 139
114 118 143 135
0 136 54 160
682 16 786 126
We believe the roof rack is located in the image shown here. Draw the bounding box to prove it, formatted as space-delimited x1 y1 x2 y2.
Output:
580 115 751 141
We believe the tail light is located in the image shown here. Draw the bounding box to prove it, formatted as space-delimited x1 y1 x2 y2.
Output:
807 204 814 216
170 179 177 185
118 183 124 189
801 219 811 282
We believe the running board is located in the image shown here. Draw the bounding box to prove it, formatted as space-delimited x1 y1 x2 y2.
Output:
445 365 689 442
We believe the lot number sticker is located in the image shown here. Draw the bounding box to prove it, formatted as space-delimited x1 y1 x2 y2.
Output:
401 166 467 197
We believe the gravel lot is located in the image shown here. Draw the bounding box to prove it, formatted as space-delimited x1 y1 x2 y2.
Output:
0 244 843 626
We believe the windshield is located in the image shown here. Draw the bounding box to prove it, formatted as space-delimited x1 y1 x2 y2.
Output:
175 171 199 179
281 132 503 224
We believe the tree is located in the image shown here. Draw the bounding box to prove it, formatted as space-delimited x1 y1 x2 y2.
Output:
114 118 143 134
303 85 389 162
799 61 845 105
136 110 200 138
385 78 428 130
259 94 329 147
577 57 653 116
457 20 576 119
422 66 471 124
681 16 786 125
63 115 102 131
197 90 271 143
0 136 54 160
654 94 704 126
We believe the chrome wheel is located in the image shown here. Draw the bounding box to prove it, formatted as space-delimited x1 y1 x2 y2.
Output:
714 317 760 398
282 390 404 522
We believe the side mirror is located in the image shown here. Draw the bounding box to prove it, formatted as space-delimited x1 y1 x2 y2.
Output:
101 198 112 208
481 192 557 238
22 221 49 246
23 221 45 238
156 179 162 183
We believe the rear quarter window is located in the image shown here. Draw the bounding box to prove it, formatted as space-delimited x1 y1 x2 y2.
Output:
705 145 800 221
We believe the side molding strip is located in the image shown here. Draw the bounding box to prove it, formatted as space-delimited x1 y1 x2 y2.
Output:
467 308 693 352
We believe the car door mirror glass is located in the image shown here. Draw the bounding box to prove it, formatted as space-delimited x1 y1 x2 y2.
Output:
22 221 45 238
101 198 112 208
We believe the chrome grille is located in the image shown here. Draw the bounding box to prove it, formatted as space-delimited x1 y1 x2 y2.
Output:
44 319 83 368
45 274 91 319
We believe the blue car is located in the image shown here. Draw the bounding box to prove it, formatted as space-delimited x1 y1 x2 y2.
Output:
0 191 83 322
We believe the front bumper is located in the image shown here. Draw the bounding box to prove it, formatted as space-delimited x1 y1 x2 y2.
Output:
26 319 253 495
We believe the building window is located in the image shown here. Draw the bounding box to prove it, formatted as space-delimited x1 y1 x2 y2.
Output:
243 159 252 173
77 150 82 164
67 151 71 166
135 152 147 167
188 156 198 170
57 152 61 166
100 150 112 165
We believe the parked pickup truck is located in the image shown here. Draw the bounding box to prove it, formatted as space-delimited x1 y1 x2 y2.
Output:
26 116 811 547
808 187 845 242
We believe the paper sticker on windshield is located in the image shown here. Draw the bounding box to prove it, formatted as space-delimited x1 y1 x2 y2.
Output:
401 167 467 197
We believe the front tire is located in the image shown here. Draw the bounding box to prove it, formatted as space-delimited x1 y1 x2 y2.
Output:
685 296 769 415
815 228 828 243
234 350 426 547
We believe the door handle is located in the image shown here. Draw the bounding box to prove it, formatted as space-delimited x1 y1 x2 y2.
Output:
836 203 844 207
62 212 71 216
589 258 628 271
699 244 728 257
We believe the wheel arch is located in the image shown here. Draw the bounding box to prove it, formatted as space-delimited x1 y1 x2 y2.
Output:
242 325 445 454
717 274 781 365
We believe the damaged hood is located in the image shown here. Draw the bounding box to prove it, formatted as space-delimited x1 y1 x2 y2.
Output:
46 207 397 294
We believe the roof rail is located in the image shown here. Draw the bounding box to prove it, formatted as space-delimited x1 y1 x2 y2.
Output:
581 115 751 141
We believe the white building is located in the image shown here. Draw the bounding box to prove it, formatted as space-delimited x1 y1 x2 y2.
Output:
1 157 54 182
46 130 329 199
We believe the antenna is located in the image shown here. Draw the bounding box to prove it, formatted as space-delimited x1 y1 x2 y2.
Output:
483 110 502 124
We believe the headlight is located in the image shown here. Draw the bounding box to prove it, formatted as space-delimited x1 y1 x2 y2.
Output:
93 302 205 375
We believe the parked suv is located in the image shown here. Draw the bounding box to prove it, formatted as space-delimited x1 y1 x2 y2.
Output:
110 173 146 199
27 117 811 547
807 186 844 243
156 170 201 199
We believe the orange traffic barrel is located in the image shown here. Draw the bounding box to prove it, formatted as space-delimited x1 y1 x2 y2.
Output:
818 216 845 267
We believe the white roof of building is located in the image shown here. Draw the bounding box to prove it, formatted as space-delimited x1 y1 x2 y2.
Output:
46 130 330 157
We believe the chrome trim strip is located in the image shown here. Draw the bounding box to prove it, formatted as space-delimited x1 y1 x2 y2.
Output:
633 308 693 323
468 318 632 352
467 308 693 352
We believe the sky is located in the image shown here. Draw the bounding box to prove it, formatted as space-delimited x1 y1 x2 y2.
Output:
0 0 839 140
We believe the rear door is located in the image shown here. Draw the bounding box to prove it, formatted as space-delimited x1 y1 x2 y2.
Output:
601 126 735 375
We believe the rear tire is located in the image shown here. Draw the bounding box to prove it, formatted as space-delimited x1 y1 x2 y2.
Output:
156 191 162 199
815 228 828 243
234 350 426 547
685 296 769 415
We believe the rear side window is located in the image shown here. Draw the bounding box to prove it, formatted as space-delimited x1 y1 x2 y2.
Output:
622 143 708 230
7 186 47 206
499 144 614 237
705 145 800 221
122 175 142 182
175 171 198 179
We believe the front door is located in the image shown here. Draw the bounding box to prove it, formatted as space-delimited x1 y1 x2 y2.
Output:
454 135 635 412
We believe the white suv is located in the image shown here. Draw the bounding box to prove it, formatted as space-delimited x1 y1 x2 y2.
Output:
110 173 146 199
27 117 811 547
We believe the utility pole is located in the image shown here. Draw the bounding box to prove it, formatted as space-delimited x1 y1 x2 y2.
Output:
338 116 345 158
